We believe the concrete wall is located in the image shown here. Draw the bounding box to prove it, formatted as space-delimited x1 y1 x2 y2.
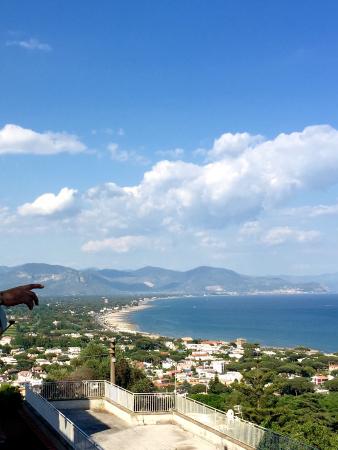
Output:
52 399 104 410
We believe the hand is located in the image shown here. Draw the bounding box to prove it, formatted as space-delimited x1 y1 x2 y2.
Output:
0 284 44 310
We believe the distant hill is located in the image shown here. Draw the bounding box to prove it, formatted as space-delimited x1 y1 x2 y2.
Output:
0 263 327 296
280 273 338 293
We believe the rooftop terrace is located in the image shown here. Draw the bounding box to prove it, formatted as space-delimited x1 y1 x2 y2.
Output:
24 381 317 450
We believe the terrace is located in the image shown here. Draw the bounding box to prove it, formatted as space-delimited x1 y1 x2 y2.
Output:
24 380 317 450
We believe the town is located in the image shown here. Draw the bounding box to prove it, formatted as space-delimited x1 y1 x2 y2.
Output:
0 296 338 449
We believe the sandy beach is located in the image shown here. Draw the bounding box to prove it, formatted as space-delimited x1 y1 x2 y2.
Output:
99 298 157 334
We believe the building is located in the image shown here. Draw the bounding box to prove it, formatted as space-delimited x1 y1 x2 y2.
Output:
219 371 243 385
312 374 329 385
0 335 12 346
235 338 247 347
211 360 226 374
328 363 338 373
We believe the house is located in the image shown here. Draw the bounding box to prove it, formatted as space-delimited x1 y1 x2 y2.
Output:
32 366 45 377
236 338 247 348
312 374 329 385
190 352 211 361
219 371 243 385
162 358 175 369
0 336 12 346
212 360 226 374
165 341 176 350
1 356 17 365
17 371 33 383
35 358 51 366
328 363 338 374
68 347 81 355
45 348 62 355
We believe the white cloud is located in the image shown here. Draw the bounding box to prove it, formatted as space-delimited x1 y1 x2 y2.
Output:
81 235 146 253
262 227 320 246
0 124 86 155
9 124 338 266
207 132 264 160
6 38 51 51
18 188 78 216
156 148 185 159
108 142 148 164
73 124 338 237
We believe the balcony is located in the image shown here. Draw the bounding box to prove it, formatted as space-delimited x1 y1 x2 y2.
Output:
24 381 317 450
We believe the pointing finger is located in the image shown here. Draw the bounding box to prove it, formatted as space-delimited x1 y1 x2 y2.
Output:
27 291 39 306
28 284 44 290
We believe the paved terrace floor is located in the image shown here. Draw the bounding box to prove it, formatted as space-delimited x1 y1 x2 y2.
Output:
61 409 217 450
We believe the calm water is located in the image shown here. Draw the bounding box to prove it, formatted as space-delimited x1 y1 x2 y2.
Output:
128 294 338 352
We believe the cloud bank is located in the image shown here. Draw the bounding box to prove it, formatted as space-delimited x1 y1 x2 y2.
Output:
9 124 338 260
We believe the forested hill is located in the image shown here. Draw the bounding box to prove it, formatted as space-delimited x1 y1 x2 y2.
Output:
0 263 327 296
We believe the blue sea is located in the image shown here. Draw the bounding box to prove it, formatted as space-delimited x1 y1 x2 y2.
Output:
127 294 338 352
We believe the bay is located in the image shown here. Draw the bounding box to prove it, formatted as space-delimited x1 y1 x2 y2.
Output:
127 294 338 352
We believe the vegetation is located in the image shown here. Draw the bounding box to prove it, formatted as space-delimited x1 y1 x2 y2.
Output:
2 297 338 448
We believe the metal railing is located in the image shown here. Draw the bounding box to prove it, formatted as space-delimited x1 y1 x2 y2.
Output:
28 381 316 449
133 393 175 412
104 381 134 410
37 380 175 414
35 380 105 401
25 385 103 450
175 396 316 450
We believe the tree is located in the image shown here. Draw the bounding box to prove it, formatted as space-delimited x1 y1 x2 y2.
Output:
190 384 207 394
0 384 22 417
76 342 110 379
209 375 229 394
180 381 191 393
324 378 338 392
280 378 314 396
237 369 275 409
115 358 133 389
67 366 96 381
130 378 155 393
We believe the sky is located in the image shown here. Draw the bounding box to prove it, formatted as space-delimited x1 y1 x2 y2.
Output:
1 0 338 275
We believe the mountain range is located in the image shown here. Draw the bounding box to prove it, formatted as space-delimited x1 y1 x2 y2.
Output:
0 263 330 296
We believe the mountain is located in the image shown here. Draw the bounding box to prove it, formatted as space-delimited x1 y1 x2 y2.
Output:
280 273 338 293
0 263 327 296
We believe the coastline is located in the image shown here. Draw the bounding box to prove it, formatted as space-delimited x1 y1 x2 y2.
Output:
97 293 338 352
99 296 160 336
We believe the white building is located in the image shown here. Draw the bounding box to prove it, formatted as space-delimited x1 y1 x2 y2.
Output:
45 348 62 355
0 336 12 346
165 341 176 350
1 356 17 365
212 360 226 374
219 371 243 385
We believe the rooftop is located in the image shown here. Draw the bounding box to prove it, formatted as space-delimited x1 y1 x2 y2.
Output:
62 408 215 450
24 380 317 450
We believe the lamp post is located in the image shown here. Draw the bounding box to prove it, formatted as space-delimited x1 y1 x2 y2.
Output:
109 338 116 385
174 362 178 394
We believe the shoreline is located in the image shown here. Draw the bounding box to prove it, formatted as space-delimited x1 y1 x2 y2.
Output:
99 296 161 336
97 293 338 353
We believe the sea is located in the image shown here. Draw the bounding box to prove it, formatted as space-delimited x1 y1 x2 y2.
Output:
127 294 338 352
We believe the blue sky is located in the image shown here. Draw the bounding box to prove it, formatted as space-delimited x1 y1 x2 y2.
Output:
1 0 338 274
